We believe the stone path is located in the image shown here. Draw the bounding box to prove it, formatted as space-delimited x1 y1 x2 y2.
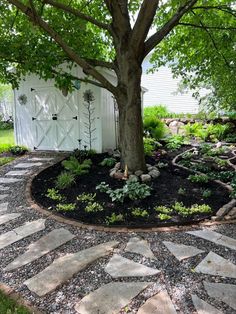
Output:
0 153 235 313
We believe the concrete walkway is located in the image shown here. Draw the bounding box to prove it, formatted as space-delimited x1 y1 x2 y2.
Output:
0 153 235 314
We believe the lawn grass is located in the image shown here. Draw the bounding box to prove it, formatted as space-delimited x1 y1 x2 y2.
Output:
0 157 15 166
0 290 31 314
0 129 15 146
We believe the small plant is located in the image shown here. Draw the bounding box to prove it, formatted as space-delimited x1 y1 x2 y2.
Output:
157 213 172 220
188 174 209 183
201 189 212 198
172 201 212 216
230 175 236 198
105 213 124 225
181 151 194 160
77 192 96 203
56 203 76 212
143 137 156 156
165 135 186 150
213 157 228 168
191 163 211 173
55 171 75 189
100 157 116 167
9 145 28 156
190 204 212 214
172 202 190 216
62 156 92 176
178 187 186 195
46 188 65 201
154 205 172 214
84 202 104 213
143 116 166 140
208 171 235 182
156 161 168 168
131 207 149 218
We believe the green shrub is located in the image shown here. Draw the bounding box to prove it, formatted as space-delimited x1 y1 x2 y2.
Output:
62 156 92 176
165 135 186 150
157 213 172 220
131 207 149 218
84 202 104 213
46 188 65 201
143 116 166 140
188 174 209 183
9 145 28 156
201 189 212 198
143 105 185 119
207 171 234 182
100 157 116 167
143 137 156 156
56 171 75 189
56 203 76 212
172 201 212 216
105 213 124 225
77 192 96 203
154 205 172 214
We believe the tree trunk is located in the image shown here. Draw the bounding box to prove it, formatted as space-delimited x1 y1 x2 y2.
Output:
116 64 146 173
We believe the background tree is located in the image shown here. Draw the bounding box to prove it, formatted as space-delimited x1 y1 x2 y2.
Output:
0 0 235 172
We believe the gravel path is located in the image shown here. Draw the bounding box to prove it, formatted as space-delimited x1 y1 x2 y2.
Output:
0 153 235 314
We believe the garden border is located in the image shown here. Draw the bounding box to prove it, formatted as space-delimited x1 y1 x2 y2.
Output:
25 160 236 233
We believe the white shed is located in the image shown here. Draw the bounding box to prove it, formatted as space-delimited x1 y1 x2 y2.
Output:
13 66 119 153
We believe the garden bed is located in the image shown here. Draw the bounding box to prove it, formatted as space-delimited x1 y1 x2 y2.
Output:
31 148 231 228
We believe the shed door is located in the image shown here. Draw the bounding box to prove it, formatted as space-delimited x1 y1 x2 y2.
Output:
32 87 79 151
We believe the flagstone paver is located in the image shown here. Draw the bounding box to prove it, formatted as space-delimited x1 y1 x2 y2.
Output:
191 294 223 314
0 202 8 213
0 213 21 226
125 237 156 259
195 251 236 278
204 281 236 310
163 241 204 261
0 177 22 184
27 157 53 161
187 229 236 250
14 162 43 169
5 170 30 176
0 219 46 250
24 241 119 296
137 290 177 314
4 228 75 271
0 185 9 191
105 254 160 278
0 194 9 201
75 282 153 314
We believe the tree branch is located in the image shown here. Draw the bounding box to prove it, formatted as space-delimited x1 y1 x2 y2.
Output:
143 0 198 57
131 0 159 57
6 0 117 95
193 6 236 18
179 22 236 31
43 0 111 32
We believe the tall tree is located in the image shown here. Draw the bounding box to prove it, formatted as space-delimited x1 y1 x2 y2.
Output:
0 0 235 171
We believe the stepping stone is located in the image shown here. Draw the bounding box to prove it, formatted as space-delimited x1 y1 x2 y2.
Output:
28 157 53 161
191 294 223 314
125 237 156 259
0 219 46 250
163 241 204 261
4 228 75 271
105 254 160 278
5 170 30 176
0 178 22 184
187 229 236 251
14 162 43 168
24 241 119 296
0 194 8 201
75 282 153 314
137 290 177 314
0 185 9 191
204 281 236 310
0 213 21 226
195 251 236 278
0 203 8 213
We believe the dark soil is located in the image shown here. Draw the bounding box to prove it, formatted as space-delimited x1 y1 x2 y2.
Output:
31 148 230 228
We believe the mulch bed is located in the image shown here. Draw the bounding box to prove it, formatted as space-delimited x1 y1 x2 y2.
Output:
31 148 230 228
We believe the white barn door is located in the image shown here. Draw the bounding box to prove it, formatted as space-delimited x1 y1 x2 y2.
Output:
32 87 79 151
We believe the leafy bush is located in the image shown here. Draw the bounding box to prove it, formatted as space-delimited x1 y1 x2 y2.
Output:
77 192 96 203
100 157 116 167
178 187 186 195
157 213 172 220
9 145 28 156
188 174 209 183
172 201 212 216
143 116 166 140
96 178 151 203
230 175 236 198
143 137 157 156
208 171 235 182
56 203 75 212
191 163 211 173
131 207 149 218
165 135 186 150
143 105 185 119
84 202 104 213
62 156 92 176
105 213 124 225
201 189 212 198
156 161 168 168
154 205 173 214
46 188 65 201
55 171 75 189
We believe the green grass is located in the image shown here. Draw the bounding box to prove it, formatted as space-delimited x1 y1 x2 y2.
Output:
0 290 31 314
0 129 15 145
0 157 15 166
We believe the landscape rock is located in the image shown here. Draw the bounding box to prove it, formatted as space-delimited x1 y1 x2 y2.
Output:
216 199 236 218
163 241 204 261
149 169 160 179
125 237 156 260
141 174 152 182
135 170 143 176
191 294 223 314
